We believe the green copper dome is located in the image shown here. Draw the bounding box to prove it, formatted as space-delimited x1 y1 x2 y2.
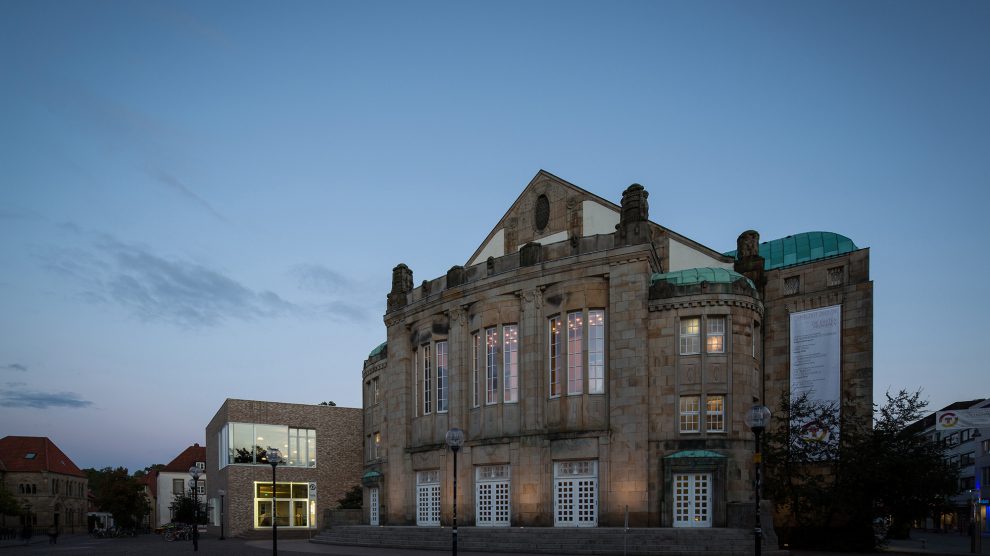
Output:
724 231 859 270
368 342 387 358
650 267 755 288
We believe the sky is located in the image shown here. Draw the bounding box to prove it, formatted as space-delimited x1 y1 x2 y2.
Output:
1 0 988 473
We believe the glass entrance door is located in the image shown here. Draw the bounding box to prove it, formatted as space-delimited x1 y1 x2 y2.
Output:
673 473 711 528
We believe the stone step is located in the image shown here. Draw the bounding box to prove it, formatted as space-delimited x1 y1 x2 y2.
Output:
312 526 787 555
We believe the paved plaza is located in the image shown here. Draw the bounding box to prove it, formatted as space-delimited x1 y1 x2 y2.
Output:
1 530 987 556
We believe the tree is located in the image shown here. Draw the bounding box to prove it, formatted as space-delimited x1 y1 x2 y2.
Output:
84 467 149 529
132 463 165 479
0 483 22 518
336 485 362 509
168 487 208 525
319 401 336 406
763 389 959 550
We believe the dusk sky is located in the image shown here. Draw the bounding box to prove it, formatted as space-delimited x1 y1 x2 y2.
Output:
2 1 988 473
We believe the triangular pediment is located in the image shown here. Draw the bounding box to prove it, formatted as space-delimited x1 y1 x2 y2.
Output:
466 170 622 266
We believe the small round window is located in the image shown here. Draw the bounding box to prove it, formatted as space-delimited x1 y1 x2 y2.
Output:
535 194 550 231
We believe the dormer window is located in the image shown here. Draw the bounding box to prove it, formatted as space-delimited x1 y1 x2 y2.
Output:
196 461 205 470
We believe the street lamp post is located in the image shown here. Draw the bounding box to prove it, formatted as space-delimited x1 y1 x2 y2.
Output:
744 405 772 556
267 447 283 556
188 466 201 552
971 429 983 555
445 428 465 556
218 489 226 541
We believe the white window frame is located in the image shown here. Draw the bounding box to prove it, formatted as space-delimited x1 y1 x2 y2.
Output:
436 341 448 413
372 431 381 459
679 395 700 433
503 325 518 403
673 473 711 528
706 316 725 353
416 470 441 526
588 310 605 394
549 316 562 398
680 318 700 355
369 487 380 526
422 344 432 415
475 465 511 527
472 332 480 408
706 395 725 432
553 460 598 527
485 327 498 404
567 312 584 395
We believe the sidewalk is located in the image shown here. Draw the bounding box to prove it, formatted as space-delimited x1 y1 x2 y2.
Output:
793 529 989 556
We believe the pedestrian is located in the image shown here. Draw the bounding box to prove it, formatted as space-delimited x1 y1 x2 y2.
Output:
48 524 59 544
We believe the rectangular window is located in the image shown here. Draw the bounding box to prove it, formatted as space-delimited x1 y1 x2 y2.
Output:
486 327 498 404
680 318 700 355
373 431 381 459
567 312 584 395
436 341 448 413
549 316 562 398
706 317 725 353
706 395 725 432
472 333 480 408
783 276 800 295
254 481 313 529
503 325 518 403
422 344 432 415
173 479 184 495
588 310 605 394
372 377 380 405
679 396 700 433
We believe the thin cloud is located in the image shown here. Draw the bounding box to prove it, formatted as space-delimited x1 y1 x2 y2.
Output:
0 386 94 409
145 167 227 222
292 264 353 295
38 232 371 327
1 364 28 372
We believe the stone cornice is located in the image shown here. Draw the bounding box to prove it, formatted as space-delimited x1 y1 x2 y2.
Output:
649 297 764 316
362 359 387 379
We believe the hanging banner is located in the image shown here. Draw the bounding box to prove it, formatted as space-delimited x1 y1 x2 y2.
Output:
790 305 842 444
936 408 990 430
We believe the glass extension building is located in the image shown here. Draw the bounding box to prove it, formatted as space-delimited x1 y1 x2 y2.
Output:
205 399 362 537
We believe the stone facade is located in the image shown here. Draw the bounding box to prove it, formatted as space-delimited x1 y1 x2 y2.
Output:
0 436 89 533
362 170 873 530
204 399 362 538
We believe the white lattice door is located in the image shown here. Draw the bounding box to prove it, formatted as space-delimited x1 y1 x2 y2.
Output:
369 487 379 526
673 473 711 528
475 465 510 526
553 460 598 527
416 471 440 526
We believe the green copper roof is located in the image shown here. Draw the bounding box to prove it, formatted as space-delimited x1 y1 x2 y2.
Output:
650 267 755 288
369 342 387 358
362 470 383 480
724 231 859 270
663 450 727 459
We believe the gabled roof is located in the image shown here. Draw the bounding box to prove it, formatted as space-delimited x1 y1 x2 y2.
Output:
138 470 158 498
0 436 85 477
162 443 206 473
724 231 859 270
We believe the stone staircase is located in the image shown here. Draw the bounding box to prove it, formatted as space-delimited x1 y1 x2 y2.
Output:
311 526 790 555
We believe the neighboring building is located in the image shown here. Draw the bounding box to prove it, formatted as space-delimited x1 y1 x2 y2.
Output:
137 469 158 530
912 398 989 533
362 170 873 529
0 436 89 533
205 399 363 538
156 444 206 527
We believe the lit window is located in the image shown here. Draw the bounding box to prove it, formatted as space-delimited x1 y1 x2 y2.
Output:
436 341 448 413
549 316 562 398
503 325 518 403
567 312 584 395
373 431 381 459
679 396 700 433
706 317 725 353
422 344 432 415
588 310 605 394
680 318 700 355
706 395 725 432
472 333 480 408
486 327 498 404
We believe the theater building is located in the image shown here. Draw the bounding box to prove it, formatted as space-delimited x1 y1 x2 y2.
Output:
361 170 873 529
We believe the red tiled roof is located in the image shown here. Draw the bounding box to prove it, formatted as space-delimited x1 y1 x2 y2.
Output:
0 436 85 477
163 443 207 473
138 469 159 498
